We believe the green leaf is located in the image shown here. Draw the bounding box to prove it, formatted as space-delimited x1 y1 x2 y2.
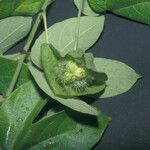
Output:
0 16 32 54
29 63 99 116
0 0 54 19
0 56 30 94
94 58 141 98
0 81 46 149
88 0 150 25
21 110 110 150
31 16 105 68
74 0 99 16
0 81 110 149
41 44 107 97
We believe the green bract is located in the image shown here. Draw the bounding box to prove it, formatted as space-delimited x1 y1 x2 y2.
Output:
41 43 107 98
29 62 100 116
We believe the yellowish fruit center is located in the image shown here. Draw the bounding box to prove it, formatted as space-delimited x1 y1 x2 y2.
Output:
62 61 86 84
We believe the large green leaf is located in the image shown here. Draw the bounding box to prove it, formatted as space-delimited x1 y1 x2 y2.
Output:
29 63 99 116
0 16 32 54
41 44 107 97
0 0 54 19
0 81 110 149
0 81 46 149
21 110 110 150
0 56 30 94
74 0 99 16
31 16 105 68
94 58 141 98
88 0 150 25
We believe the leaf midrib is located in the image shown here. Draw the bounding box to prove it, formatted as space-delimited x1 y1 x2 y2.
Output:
61 21 100 52
107 75 139 79
0 23 26 48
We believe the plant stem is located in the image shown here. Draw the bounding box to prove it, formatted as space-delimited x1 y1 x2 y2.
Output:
4 13 43 98
74 0 84 50
42 11 49 43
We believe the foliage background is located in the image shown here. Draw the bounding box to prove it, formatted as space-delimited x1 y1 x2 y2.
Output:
6 0 150 149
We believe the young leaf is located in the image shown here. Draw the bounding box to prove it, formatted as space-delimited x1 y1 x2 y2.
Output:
94 58 141 98
29 63 99 116
41 44 107 97
0 16 32 54
74 0 99 16
0 0 54 19
0 56 30 94
0 81 110 149
88 0 150 25
31 16 105 68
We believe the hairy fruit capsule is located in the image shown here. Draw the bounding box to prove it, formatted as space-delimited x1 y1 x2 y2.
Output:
41 43 108 98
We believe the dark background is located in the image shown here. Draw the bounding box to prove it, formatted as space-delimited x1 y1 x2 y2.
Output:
9 0 150 150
